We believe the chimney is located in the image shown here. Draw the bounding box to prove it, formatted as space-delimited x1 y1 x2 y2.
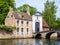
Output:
8 6 13 15
26 5 30 15
9 6 13 11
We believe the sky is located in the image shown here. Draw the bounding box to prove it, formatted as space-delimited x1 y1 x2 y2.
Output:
15 0 60 18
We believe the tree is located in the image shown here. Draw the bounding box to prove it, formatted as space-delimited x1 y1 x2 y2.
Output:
53 18 60 29
0 0 15 24
56 18 60 26
5 0 16 10
17 4 37 16
0 0 15 8
42 0 57 28
0 1 9 24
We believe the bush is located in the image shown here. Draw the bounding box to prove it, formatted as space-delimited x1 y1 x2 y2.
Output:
0 25 16 32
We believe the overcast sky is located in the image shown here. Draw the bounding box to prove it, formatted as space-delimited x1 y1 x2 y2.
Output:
15 0 60 18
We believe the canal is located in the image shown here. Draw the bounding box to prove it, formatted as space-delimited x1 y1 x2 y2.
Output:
0 39 60 45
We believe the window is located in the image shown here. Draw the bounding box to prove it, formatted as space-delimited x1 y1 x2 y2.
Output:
11 15 13 17
17 28 19 32
27 28 29 34
22 16 24 18
17 20 19 26
21 28 23 32
21 28 23 34
21 21 23 24
27 21 28 25
17 28 19 34
17 20 19 23
27 28 28 32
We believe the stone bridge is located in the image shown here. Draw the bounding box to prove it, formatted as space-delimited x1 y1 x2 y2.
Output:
33 30 60 39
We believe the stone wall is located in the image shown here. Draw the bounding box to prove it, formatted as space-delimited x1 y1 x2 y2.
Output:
0 30 13 38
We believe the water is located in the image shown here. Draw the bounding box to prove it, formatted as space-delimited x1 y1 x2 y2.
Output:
0 39 60 45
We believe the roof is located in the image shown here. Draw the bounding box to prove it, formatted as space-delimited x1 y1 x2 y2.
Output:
13 11 32 21
12 11 49 27
34 11 42 16
42 20 49 28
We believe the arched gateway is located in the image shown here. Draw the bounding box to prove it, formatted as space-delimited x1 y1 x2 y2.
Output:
32 12 43 33
32 12 43 38
35 22 40 33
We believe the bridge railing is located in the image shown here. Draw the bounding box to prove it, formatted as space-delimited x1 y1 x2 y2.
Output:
49 29 60 33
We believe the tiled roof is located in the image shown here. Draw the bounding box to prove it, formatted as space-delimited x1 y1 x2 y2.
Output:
42 20 49 28
13 11 32 21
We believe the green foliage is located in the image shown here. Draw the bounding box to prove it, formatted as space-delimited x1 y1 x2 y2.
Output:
4 0 16 10
56 18 60 26
0 1 9 24
2 0 15 8
52 21 58 28
30 6 37 16
0 0 15 24
42 0 57 28
52 18 60 28
0 25 16 32
17 4 37 15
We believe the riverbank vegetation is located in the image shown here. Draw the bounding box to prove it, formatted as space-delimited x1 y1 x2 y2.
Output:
0 25 16 32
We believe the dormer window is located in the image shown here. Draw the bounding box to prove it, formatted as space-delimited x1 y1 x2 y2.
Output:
22 16 24 19
11 15 13 17
6 16 9 18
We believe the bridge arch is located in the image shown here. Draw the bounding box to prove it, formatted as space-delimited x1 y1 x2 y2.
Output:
35 33 41 39
45 32 57 39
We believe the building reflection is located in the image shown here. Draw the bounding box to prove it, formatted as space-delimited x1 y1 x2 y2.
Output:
31 39 43 45
14 39 32 45
0 39 59 45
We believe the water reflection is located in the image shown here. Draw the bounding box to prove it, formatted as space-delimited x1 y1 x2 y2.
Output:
0 39 60 45
32 39 43 45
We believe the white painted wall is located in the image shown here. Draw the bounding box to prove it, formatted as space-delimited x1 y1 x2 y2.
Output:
32 14 43 33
